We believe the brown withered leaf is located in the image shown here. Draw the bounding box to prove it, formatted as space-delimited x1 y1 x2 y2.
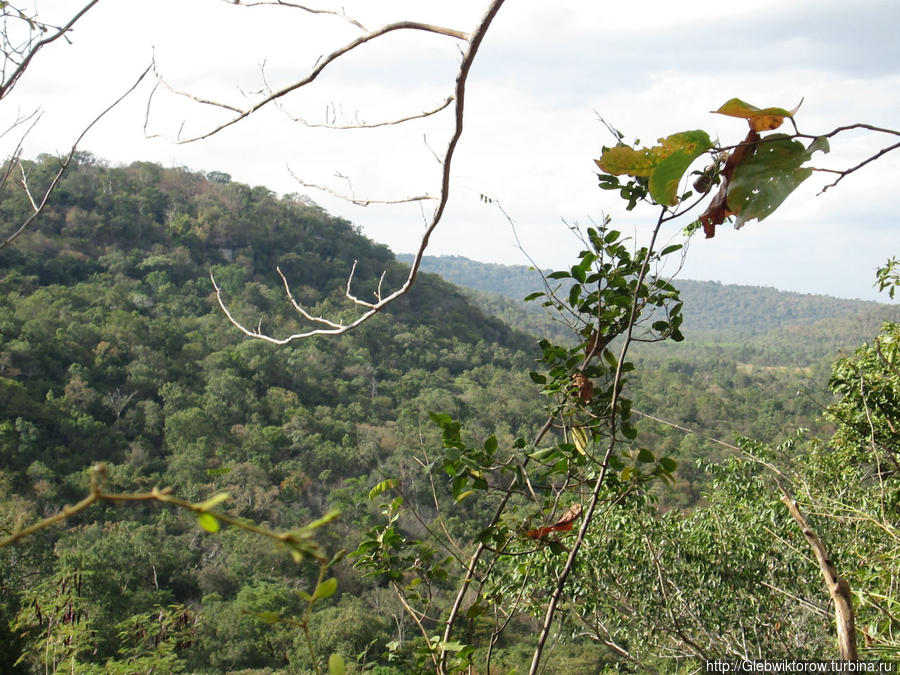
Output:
572 372 594 403
698 130 760 238
584 331 600 358
526 503 583 539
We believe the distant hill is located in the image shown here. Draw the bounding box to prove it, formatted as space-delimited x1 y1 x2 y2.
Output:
397 253 900 364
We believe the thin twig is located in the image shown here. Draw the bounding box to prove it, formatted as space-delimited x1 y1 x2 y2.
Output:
148 20 468 144
528 209 667 675
215 0 507 346
0 63 151 250
0 0 103 100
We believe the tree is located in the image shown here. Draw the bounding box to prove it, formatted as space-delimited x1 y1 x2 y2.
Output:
2 1 900 672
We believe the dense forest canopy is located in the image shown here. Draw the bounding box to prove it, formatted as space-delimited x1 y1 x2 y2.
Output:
0 155 897 672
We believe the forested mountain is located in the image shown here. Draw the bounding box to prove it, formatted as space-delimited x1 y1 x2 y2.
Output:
0 156 896 672
0 155 554 673
397 253 899 350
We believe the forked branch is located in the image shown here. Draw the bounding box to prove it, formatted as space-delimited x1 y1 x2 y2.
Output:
147 19 468 144
0 0 103 101
213 0 510 343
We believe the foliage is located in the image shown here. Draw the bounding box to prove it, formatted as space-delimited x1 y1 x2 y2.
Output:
0 89 898 672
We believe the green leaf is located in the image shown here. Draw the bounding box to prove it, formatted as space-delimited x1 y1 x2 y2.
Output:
328 653 346 675
728 134 828 228
301 509 341 532
529 371 547 384
484 435 498 454
368 479 396 500
312 577 338 601
523 291 543 302
595 131 712 205
658 456 678 472
438 640 465 653
254 611 282 625
197 513 219 533
637 448 655 463
659 243 683 256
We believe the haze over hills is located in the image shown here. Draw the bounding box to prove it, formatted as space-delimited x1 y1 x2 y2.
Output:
397 253 900 363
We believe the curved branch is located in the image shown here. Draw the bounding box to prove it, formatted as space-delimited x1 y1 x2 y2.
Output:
216 0 509 345
150 20 468 144
225 0 368 32
282 95 454 130
814 140 900 194
0 0 103 100
287 167 436 207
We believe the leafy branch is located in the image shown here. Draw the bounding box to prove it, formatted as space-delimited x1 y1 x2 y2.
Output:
1 463 339 565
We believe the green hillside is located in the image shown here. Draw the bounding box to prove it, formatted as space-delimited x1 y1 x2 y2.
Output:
398 252 899 372
0 156 894 671
0 155 553 673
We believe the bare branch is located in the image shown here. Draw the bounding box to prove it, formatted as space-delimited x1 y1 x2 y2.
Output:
287 166 436 207
281 95 454 130
0 63 152 250
224 0 368 32
215 0 509 344
0 0 104 101
149 19 468 144
777 481 858 660
814 139 900 194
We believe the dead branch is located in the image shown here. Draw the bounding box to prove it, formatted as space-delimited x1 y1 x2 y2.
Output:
0 0 103 101
224 0 368 32
0 63 151 251
146 19 468 144
287 166 436 207
777 481 858 660
815 139 900 194
213 0 509 345
279 94 454 130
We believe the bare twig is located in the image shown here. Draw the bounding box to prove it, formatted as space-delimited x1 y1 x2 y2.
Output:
214 0 509 345
223 0 368 32
0 0 103 101
0 63 151 250
147 20 468 144
815 140 900 195
281 96 454 130
287 166 435 207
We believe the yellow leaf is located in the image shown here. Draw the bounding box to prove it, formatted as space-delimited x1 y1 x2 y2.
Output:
572 426 588 455
713 98 803 132
197 513 220 533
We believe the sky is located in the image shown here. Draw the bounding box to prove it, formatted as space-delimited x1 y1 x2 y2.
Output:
3 0 899 301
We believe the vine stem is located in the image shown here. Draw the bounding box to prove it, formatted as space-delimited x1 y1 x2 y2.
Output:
527 208 667 675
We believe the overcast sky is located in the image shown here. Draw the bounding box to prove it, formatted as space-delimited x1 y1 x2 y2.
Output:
4 0 899 300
